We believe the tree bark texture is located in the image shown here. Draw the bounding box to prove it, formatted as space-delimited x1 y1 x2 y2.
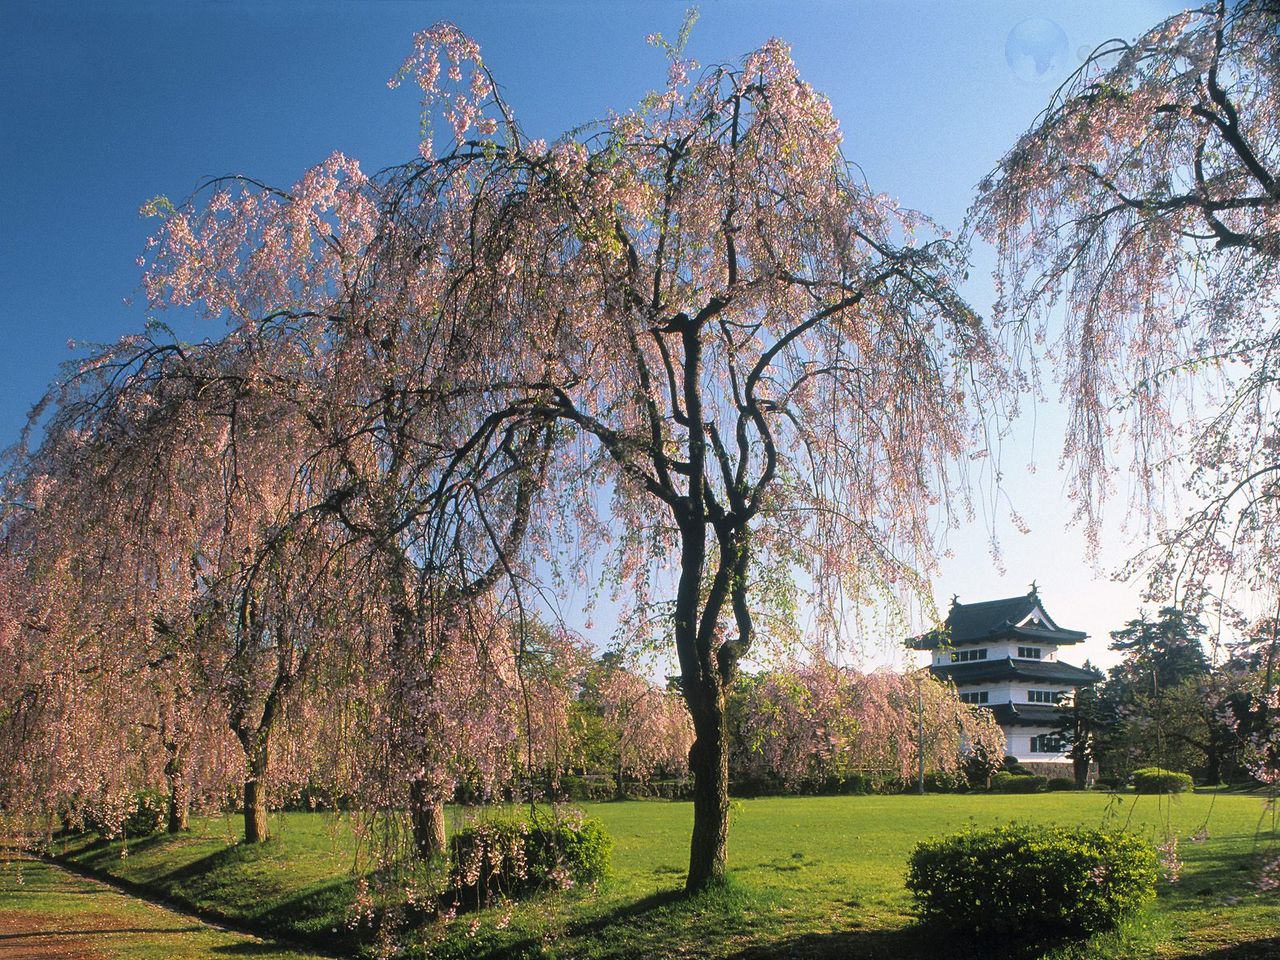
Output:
242 737 271 843
410 778 447 860
165 750 190 833
685 696 730 891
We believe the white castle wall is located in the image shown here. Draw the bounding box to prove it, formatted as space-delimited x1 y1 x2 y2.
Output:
932 641 1062 666
1002 724 1071 764
954 681 1073 705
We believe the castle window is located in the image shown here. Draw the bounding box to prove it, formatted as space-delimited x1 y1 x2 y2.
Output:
1017 646 1042 659
1029 734 1064 753
1027 689 1060 703
951 648 988 663
960 691 989 705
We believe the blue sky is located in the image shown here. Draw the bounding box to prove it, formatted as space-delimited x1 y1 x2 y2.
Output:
1 0 1190 668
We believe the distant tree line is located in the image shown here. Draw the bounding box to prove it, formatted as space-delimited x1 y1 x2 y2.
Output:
1062 607 1279 786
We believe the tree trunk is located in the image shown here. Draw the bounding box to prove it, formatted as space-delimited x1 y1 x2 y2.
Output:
165 751 189 833
1204 741 1222 786
243 738 270 843
410 779 446 861
243 777 268 843
685 696 729 892
1073 750 1090 789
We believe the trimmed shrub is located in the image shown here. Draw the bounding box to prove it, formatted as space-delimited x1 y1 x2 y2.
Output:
990 771 1047 793
1132 767 1193 794
906 823 1158 935
1002 755 1035 776
450 810 611 906
1047 777 1079 791
1095 776 1122 791
556 775 618 802
817 774 872 796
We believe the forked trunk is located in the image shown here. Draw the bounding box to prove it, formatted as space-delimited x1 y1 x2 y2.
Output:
672 501 738 893
685 694 729 892
410 778 447 860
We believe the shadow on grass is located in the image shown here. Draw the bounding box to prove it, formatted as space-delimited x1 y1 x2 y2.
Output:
450 898 1099 960
251 875 362 945
47 847 358 959
563 888 685 937
143 844 253 888
0 927 204 940
440 880 1046 960
724 925 1093 960
138 845 365 952
209 943 317 956
438 887 690 960
1163 842 1276 909
1189 937 1280 959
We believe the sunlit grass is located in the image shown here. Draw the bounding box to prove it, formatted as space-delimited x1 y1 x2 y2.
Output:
0 853 325 959
39 792 1280 959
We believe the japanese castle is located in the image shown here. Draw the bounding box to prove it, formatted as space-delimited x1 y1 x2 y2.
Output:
909 585 1102 774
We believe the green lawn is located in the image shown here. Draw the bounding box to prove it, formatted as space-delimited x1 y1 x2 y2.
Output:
0 852 326 959
41 792 1280 959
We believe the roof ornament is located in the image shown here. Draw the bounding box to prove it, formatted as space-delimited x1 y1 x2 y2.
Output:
1028 579 1039 597
950 593 959 608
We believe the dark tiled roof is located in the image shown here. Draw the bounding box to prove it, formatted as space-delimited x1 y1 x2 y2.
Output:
948 595 1040 641
908 591 1088 649
931 658 1102 685
989 702 1069 727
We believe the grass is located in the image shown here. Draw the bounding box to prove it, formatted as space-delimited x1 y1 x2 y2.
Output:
36 792 1280 960
0 851 326 959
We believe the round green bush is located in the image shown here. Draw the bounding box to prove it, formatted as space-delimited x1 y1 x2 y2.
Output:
1131 767 1193 794
1002 756 1035 776
122 790 167 837
450 810 611 905
906 823 1158 935
1047 777 1079 791
990 771 1048 793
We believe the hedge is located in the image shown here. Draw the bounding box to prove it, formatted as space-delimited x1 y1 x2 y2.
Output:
1132 767 1194 794
990 771 1047 793
906 823 1158 935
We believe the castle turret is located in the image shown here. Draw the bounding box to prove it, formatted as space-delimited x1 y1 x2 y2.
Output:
909 585 1101 775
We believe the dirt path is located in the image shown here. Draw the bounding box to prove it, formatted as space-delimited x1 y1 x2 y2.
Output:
0 854 326 960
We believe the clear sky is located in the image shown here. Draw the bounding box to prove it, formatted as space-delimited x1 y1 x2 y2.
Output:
1 0 1191 670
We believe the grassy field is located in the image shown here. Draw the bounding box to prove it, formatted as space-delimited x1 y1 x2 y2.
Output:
0 851 326 959
31 792 1280 960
